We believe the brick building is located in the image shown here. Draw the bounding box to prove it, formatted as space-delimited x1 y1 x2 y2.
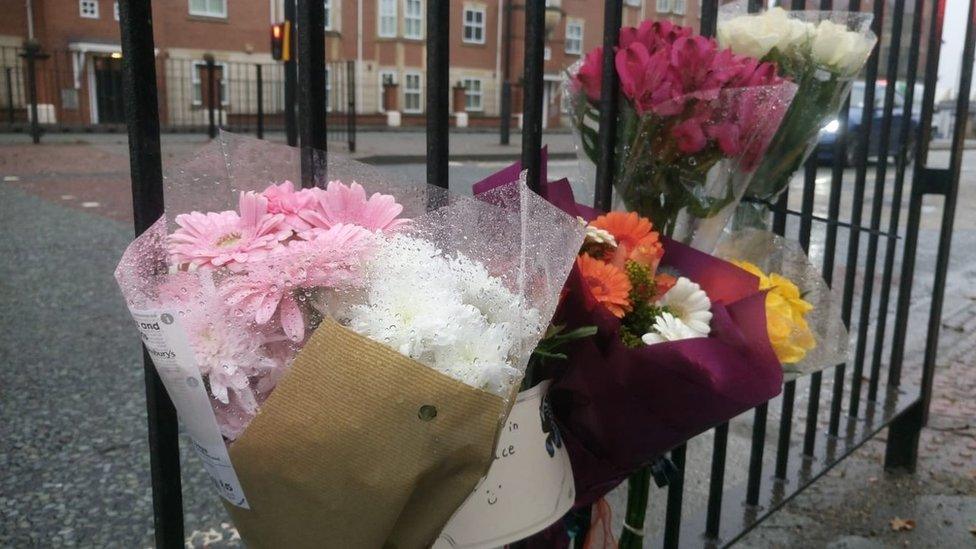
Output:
0 0 701 129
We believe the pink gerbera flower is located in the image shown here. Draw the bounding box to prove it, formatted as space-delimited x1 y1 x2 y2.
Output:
300 180 410 233
221 223 374 342
261 180 318 231
168 191 291 269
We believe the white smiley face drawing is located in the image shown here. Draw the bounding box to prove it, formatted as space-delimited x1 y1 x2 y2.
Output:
485 483 502 505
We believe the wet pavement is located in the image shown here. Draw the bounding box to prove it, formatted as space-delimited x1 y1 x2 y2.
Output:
0 132 974 547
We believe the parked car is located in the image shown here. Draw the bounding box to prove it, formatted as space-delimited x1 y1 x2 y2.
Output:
816 80 923 166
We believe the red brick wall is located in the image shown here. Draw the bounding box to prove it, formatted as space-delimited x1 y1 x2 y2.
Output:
0 0 29 41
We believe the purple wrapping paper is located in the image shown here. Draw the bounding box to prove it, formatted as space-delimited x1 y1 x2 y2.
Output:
472 163 783 508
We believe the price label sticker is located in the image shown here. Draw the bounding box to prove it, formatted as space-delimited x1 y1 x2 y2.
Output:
130 308 249 508
435 380 575 548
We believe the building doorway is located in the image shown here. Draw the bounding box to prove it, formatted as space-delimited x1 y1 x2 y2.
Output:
542 77 562 129
93 55 124 124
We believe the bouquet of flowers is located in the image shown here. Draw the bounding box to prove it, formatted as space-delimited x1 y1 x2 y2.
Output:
567 20 797 250
714 228 850 377
718 2 877 229
473 166 785 547
115 134 585 547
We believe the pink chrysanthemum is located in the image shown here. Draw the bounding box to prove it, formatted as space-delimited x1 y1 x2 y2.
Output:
221 223 374 342
300 180 410 233
159 272 283 440
261 180 318 231
168 192 291 269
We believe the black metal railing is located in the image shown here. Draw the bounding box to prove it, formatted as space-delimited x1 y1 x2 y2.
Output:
116 0 974 547
0 44 355 150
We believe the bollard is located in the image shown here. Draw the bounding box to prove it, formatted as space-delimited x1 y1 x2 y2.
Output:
256 64 264 140
21 40 48 144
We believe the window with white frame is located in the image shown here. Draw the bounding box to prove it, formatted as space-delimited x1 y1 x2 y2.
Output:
404 0 423 39
461 78 485 112
378 70 397 112
324 0 334 30
378 0 398 37
114 1 119 20
565 20 583 55
192 62 228 106
462 7 486 44
461 78 483 112
404 72 422 113
655 0 671 14
80 0 99 19
189 0 227 18
672 0 686 15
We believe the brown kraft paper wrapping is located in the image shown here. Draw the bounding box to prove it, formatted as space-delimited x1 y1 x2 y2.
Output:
223 318 507 548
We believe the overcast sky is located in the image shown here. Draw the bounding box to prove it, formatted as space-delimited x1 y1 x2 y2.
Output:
937 0 974 100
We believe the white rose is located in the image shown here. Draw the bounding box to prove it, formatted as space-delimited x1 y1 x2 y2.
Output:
718 7 814 60
811 19 877 76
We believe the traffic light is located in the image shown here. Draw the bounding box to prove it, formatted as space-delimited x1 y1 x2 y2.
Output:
271 21 291 61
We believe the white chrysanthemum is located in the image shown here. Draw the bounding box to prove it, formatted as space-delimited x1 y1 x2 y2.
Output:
641 312 705 345
657 276 712 336
449 254 542 338
342 234 540 396
434 323 519 396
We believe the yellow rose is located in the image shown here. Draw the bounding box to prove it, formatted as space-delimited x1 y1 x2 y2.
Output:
734 261 817 364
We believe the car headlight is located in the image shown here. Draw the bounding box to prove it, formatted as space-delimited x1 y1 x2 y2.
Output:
821 119 841 134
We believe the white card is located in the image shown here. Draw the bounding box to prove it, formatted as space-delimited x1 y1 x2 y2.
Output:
130 308 249 508
434 380 575 548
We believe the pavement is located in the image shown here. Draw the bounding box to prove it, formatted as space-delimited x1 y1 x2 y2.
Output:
0 130 974 548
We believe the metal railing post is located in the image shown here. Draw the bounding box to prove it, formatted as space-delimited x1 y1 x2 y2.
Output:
284 0 298 147
593 0 623 211
21 40 46 144
500 81 512 145
296 0 327 187
5 67 14 124
204 54 216 139
520 0 547 193
427 0 450 190
347 60 356 152
118 1 185 546
256 64 264 139
499 0 513 146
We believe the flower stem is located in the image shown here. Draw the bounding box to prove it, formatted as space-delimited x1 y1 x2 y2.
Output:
618 465 652 548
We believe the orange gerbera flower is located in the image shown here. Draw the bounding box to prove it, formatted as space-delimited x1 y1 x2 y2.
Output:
590 211 664 270
577 254 632 318
654 273 677 296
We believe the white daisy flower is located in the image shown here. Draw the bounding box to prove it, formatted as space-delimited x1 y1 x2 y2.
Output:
641 312 705 345
579 216 617 247
657 276 712 336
